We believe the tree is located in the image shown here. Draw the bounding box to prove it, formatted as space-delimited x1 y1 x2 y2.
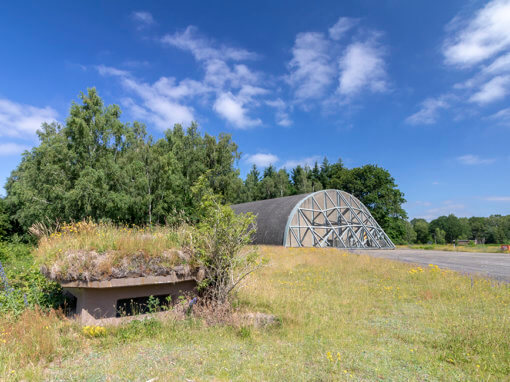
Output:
275 169 292 198
242 165 260 202
469 217 488 244
319 157 332 188
433 227 446 244
429 214 463 243
310 162 323 192
258 164 279 200
291 165 312 194
411 218 430 244
330 164 407 243
0 198 10 240
403 221 417 244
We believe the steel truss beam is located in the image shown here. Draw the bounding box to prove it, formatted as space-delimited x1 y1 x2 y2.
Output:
287 190 395 249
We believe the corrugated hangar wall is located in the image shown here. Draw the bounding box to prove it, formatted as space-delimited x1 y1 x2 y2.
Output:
231 189 395 249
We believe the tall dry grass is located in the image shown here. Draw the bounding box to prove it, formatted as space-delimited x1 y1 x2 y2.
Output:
32 221 196 281
0 308 83 378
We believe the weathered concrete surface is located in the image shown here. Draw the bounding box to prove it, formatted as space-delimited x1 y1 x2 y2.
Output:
349 249 510 282
64 277 198 324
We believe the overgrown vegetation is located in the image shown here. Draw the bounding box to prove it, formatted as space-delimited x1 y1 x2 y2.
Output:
193 186 262 303
0 243 64 315
31 221 194 282
1 246 509 380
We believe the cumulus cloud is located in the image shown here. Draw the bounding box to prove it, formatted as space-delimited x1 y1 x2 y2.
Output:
132 11 155 28
161 26 269 128
97 65 197 129
0 142 30 156
443 0 510 67
244 153 279 167
287 19 388 106
410 0 510 124
287 32 336 100
337 38 387 96
329 17 358 41
213 92 261 128
456 154 495 165
0 98 58 138
406 95 451 125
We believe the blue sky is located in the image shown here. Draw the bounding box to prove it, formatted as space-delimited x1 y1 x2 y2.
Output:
0 0 509 220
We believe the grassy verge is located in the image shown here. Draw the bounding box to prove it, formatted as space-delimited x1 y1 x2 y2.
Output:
1 245 509 380
397 243 507 253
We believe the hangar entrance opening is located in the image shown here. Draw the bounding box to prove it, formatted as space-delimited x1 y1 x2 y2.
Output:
231 189 394 249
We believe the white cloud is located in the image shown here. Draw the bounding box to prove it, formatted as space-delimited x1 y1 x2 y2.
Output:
162 26 256 62
338 38 387 96
328 17 358 41
484 52 510 74
469 75 510 104
266 98 292 126
443 0 510 67
287 32 336 100
0 142 30 156
97 66 196 129
456 154 495 165
161 26 269 127
281 155 321 169
490 107 510 124
411 0 510 125
132 11 155 28
213 92 261 128
244 153 279 167
96 65 129 77
485 196 510 201
0 98 58 138
405 95 450 125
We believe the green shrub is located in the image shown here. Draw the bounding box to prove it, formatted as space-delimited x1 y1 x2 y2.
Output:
0 243 65 315
192 178 264 303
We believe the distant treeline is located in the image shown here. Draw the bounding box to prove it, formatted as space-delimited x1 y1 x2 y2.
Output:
410 215 510 245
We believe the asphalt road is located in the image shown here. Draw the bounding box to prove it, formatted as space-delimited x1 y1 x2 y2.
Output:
349 249 510 282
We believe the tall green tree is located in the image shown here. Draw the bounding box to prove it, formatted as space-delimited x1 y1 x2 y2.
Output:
242 165 260 202
429 214 463 243
329 164 407 242
411 218 430 244
291 165 312 194
0 198 10 240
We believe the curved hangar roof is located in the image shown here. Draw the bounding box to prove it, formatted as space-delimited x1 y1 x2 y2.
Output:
231 189 394 249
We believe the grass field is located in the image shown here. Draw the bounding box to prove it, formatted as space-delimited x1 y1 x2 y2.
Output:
1 245 509 381
397 243 507 253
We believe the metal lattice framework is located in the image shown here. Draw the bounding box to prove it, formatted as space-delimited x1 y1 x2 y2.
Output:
284 190 394 249
231 189 394 249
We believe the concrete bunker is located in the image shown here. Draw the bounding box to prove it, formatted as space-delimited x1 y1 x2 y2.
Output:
231 189 394 249
62 267 204 325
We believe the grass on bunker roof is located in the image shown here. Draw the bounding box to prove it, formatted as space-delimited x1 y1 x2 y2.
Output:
2 245 509 380
32 221 196 282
